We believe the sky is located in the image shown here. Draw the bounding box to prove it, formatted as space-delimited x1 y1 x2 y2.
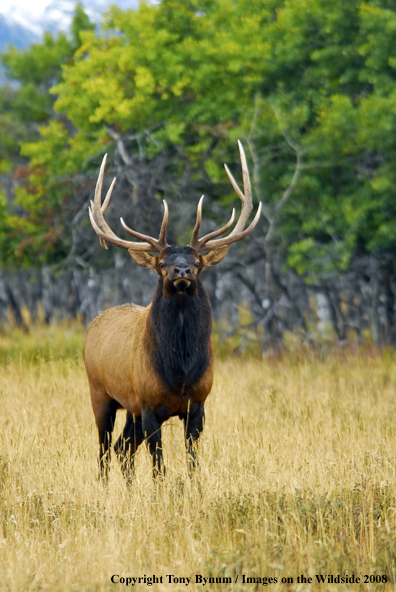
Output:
1 0 139 17
1 0 82 37
0 0 133 38
2 0 56 18
0 0 140 44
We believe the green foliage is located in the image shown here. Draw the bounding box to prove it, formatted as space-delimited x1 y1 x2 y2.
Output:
51 0 272 152
0 4 95 266
2 0 396 276
249 0 396 281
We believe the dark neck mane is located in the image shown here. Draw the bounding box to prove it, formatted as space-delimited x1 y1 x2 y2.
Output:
146 279 212 392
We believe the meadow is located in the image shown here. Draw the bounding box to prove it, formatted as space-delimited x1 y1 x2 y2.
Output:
1 324 396 591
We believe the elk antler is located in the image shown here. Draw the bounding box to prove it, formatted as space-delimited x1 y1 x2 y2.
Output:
88 154 169 253
189 140 262 253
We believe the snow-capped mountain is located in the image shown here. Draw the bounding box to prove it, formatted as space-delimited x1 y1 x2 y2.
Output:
0 0 139 51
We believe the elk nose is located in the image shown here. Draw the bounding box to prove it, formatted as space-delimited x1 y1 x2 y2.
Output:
174 265 189 277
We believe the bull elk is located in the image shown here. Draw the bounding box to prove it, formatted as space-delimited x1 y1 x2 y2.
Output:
84 141 261 481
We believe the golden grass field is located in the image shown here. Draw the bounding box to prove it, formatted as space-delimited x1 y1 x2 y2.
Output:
1 325 396 591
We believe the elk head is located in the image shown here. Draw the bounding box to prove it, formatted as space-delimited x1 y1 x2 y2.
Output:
88 141 262 291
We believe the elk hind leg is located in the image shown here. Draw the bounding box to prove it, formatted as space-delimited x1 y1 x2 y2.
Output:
114 412 144 485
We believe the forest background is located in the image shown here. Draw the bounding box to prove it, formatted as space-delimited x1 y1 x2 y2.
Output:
1 0 396 355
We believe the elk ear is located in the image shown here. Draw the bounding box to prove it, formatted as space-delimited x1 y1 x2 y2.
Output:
200 245 229 269
128 249 158 269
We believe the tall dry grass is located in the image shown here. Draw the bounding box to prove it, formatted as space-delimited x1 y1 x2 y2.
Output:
0 326 396 590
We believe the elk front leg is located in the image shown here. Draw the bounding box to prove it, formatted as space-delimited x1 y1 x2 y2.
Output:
114 412 144 485
142 408 165 478
184 403 205 476
92 397 119 482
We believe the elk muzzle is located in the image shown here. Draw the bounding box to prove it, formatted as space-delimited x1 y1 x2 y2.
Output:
173 278 191 291
171 263 194 292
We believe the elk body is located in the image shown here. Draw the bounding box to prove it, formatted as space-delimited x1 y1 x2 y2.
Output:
84 142 261 481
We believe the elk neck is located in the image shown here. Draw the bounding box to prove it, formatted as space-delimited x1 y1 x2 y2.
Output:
145 277 212 393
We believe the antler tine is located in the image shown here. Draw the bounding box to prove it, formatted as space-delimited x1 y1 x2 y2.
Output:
89 155 165 253
190 208 236 251
94 153 106 210
203 202 262 250
224 140 253 235
120 218 162 250
189 195 237 251
92 176 116 248
238 138 252 203
188 141 261 253
190 195 204 248
158 200 169 245
90 165 128 250
120 200 169 251
91 153 119 248
101 177 116 214
88 205 143 251
224 164 245 201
